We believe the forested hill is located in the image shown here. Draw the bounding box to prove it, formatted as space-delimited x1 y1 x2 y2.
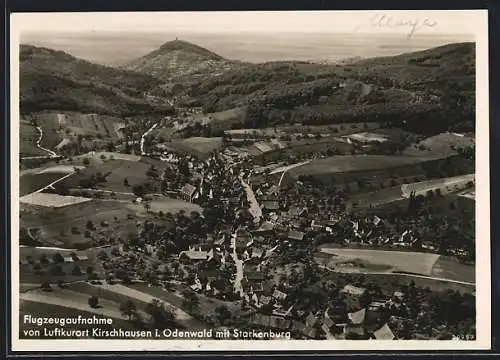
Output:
122 39 242 81
176 42 475 135
20 44 172 116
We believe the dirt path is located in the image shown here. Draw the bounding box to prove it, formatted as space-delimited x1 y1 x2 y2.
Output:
35 126 58 158
140 123 159 155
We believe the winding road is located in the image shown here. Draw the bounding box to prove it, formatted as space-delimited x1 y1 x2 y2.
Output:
140 123 159 155
230 233 244 297
35 126 58 158
240 177 262 223
21 126 60 160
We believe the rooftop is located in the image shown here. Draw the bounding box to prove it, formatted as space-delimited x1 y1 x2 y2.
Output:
347 308 366 325
287 231 305 241
180 183 197 197
373 323 395 340
342 284 366 296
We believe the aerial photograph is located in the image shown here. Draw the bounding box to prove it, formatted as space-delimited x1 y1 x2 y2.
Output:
15 11 480 344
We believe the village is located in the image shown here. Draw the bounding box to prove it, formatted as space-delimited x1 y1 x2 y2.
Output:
29 134 472 341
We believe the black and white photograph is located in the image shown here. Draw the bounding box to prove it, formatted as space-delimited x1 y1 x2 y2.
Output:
10 10 490 351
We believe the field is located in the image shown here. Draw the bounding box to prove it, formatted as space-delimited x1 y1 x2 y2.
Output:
20 172 72 196
347 186 405 209
56 158 163 194
19 256 96 283
322 272 475 295
253 138 355 164
318 247 441 276
225 122 380 137
403 132 475 158
126 198 202 215
400 173 475 197
344 132 389 143
318 246 475 284
166 137 223 158
207 107 246 130
347 173 475 210
20 287 129 320
23 112 125 144
125 282 239 323
19 300 137 339
20 193 92 208
431 256 476 283
287 155 431 178
20 200 138 248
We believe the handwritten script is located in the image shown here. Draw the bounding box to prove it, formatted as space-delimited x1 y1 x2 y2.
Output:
354 14 438 38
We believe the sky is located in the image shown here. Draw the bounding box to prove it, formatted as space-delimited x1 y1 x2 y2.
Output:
12 10 485 35
12 10 485 65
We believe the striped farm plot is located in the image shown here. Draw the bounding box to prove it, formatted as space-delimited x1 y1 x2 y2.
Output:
37 165 85 174
20 288 127 320
319 247 441 276
89 283 194 323
20 192 92 208
401 173 475 198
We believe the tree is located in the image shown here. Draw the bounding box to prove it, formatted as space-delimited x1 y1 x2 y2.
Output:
132 184 145 198
124 178 130 187
41 281 52 292
83 158 90 166
86 266 94 278
88 296 99 308
72 265 83 276
182 290 200 313
146 299 175 328
52 253 64 263
86 220 95 231
120 300 137 320
214 305 232 326
98 250 109 261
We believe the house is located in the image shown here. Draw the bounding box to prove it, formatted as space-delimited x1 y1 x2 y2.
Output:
253 221 275 235
392 291 405 302
273 289 288 301
179 246 209 262
311 220 326 232
373 323 396 340
63 256 74 263
288 207 307 218
291 321 317 339
305 312 319 328
179 183 197 202
323 314 335 330
259 295 272 306
267 185 280 196
262 201 280 212
75 255 89 262
341 284 366 309
287 231 305 241
343 323 365 339
347 308 366 325
251 314 291 331
244 270 265 283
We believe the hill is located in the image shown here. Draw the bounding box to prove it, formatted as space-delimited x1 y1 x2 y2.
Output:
174 42 475 135
122 39 241 81
20 45 173 116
